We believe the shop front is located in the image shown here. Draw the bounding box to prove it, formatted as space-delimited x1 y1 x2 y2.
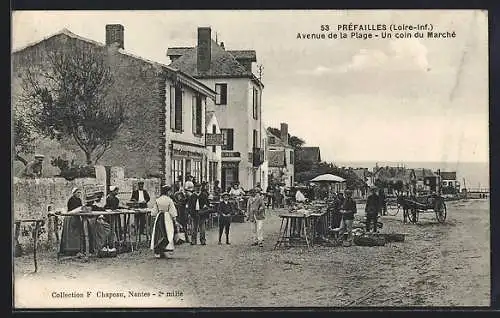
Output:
221 161 240 192
170 141 207 185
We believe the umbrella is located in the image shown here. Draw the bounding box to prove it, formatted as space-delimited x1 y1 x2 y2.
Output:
310 174 346 183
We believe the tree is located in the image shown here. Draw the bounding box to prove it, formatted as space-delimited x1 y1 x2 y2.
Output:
19 42 126 165
13 107 36 165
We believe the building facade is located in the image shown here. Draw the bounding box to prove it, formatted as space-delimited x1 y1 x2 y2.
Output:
12 25 215 185
167 27 265 191
205 111 223 190
266 123 295 187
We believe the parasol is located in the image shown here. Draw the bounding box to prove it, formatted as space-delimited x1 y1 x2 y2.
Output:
309 174 346 183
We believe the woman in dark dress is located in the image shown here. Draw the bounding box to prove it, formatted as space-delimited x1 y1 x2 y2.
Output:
59 188 84 256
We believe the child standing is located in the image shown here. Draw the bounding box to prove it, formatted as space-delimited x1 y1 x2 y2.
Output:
218 192 233 245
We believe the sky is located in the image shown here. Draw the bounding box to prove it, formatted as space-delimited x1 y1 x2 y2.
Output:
11 10 489 164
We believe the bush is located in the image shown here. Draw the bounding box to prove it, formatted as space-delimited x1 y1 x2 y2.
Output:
50 156 96 180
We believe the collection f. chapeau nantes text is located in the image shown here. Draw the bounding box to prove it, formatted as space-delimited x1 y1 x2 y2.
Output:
51 290 184 299
297 23 456 40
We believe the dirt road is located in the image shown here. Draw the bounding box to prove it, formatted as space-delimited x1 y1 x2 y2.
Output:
13 199 490 308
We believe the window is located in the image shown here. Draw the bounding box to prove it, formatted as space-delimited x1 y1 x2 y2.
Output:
269 136 276 144
209 161 218 184
215 83 227 105
172 158 184 184
220 128 234 150
289 151 294 164
192 160 202 183
252 88 259 120
253 129 258 149
171 85 183 131
192 95 202 135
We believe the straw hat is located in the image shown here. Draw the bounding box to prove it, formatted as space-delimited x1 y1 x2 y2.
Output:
71 187 80 194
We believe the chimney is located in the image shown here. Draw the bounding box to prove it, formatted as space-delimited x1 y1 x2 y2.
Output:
280 123 289 145
197 27 212 73
106 24 124 49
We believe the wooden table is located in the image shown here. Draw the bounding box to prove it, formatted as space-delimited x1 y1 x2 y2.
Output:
274 213 315 249
54 209 152 258
309 210 329 242
14 218 45 272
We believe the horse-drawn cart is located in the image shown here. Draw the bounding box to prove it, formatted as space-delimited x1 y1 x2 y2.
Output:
397 194 447 224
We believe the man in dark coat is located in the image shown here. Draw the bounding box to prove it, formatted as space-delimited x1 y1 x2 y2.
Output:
187 184 210 245
365 187 381 232
217 192 233 245
130 181 150 234
339 190 357 241
378 189 387 216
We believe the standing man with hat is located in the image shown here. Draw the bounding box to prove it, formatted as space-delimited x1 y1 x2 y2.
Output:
217 192 233 245
246 186 266 247
339 190 357 243
20 154 45 178
187 183 210 245
130 181 150 235
365 187 381 233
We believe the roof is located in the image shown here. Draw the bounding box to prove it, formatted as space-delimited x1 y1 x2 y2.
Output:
375 167 414 183
12 28 216 98
167 47 193 57
168 41 263 88
295 147 321 163
414 168 438 179
268 150 286 168
228 50 257 61
266 129 292 148
440 171 457 180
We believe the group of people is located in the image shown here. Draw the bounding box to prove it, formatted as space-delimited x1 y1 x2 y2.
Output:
264 183 287 209
59 182 152 257
58 175 269 260
324 186 387 242
151 180 267 258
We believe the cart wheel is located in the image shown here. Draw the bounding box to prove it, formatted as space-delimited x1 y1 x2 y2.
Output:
434 199 447 223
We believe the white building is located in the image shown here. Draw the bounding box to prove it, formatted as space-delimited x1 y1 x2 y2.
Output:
205 111 222 191
167 27 265 191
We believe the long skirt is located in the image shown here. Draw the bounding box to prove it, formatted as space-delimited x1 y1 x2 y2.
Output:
90 219 113 251
150 212 175 254
59 216 85 256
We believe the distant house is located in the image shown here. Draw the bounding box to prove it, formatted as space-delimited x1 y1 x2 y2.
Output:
295 147 321 165
414 168 439 193
439 171 460 194
266 123 294 187
373 166 417 194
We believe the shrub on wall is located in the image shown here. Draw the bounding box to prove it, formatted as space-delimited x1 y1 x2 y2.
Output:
50 156 96 180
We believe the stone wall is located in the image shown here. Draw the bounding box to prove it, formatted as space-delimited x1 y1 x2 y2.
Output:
13 174 161 253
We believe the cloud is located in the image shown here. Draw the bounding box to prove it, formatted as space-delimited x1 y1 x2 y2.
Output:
298 38 430 75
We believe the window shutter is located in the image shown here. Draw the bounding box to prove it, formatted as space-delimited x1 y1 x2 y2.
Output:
192 96 196 134
170 86 175 129
228 129 234 150
221 84 227 105
196 96 202 135
175 86 183 131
